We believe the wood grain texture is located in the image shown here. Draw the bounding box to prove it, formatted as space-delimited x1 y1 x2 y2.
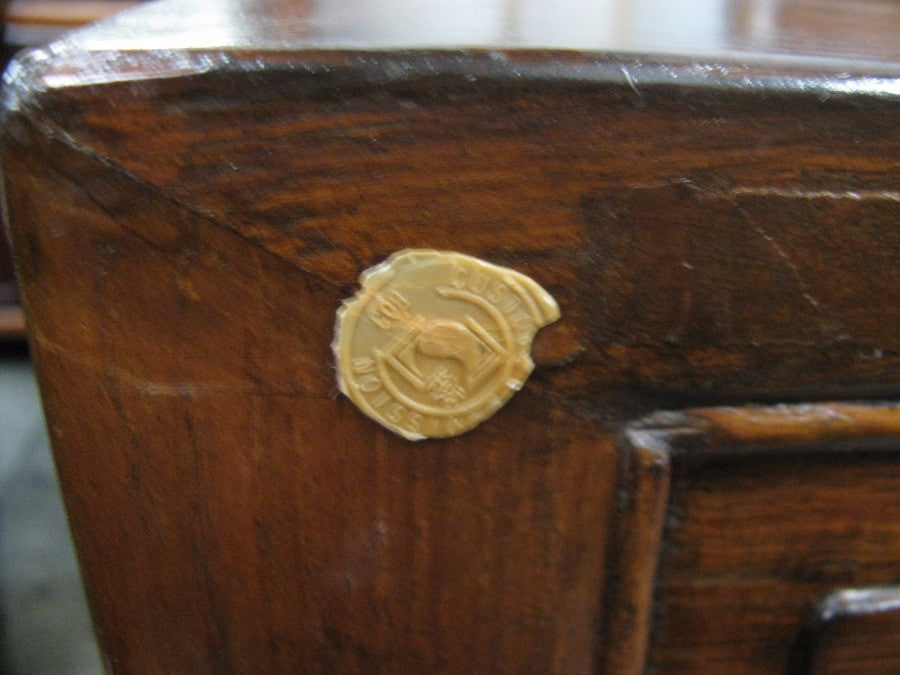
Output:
7 51 899 407
790 586 900 674
1 0 135 337
655 456 898 672
2 0 898 671
598 427 671 674
5 128 618 671
624 405 900 674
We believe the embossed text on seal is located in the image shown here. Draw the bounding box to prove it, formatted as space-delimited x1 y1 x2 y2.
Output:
333 249 560 440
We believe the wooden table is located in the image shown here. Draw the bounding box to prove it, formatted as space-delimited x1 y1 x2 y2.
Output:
2 0 898 671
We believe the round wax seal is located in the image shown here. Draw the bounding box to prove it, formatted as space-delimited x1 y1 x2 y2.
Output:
333 249 560 440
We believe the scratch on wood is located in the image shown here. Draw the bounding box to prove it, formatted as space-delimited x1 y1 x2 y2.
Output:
32 329 325 399
17 111 345 292
619 65 644 103
751 222 823 312
729 187 900 202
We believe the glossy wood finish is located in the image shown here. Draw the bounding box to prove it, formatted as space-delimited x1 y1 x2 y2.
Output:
612 405 899 673
791 586 900 674
6 58 898 402
2 0 898 671
1 0 139 338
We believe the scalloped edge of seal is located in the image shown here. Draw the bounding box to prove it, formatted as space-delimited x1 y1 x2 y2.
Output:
332 249 560 440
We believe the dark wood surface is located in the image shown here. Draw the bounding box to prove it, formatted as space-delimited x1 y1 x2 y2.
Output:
2 0 898 671
791 586 900 674
0 1 141 339
615 405 899 673
7 54 898 406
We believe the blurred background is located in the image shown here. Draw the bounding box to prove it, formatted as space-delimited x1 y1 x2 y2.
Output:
1 343 102 673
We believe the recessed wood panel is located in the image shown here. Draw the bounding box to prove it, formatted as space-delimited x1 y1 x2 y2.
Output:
609 405 900 674
652 452 899 673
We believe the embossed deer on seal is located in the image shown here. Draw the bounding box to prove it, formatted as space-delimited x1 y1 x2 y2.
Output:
334 249 560 439
370 291 484 386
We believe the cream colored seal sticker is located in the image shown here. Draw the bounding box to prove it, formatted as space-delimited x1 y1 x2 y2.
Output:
333 249 560 440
